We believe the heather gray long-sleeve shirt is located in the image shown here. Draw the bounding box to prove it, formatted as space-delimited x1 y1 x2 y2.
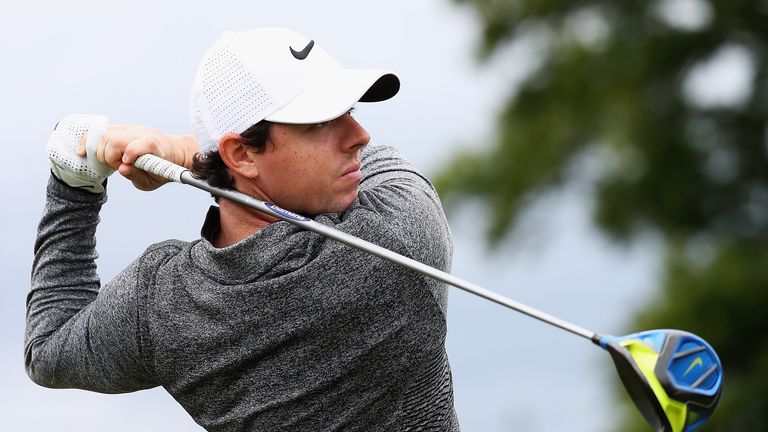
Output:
27 143 460 431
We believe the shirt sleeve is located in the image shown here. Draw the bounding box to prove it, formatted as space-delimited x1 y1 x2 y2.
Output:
25 175 157 393
350 144 454 316
356 143 453 268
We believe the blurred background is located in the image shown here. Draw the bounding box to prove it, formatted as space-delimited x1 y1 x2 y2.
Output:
1 0 764 431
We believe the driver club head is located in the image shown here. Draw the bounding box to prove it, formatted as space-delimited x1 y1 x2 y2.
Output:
597 330 723 432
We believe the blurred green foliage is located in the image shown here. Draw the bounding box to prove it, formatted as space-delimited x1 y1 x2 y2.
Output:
436 0 768 430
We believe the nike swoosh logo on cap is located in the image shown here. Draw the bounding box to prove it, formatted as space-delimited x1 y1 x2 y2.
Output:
290 40 314 60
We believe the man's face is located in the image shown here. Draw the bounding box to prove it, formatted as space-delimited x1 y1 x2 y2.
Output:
248 111 370 216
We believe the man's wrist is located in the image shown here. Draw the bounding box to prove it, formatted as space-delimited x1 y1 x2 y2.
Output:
174 134 201 169
48 171 108 203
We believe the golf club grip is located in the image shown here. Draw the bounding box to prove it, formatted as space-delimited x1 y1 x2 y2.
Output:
134 154 187 183
133 155 597 341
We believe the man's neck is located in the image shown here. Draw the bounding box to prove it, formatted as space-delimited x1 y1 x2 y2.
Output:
213 198 277 248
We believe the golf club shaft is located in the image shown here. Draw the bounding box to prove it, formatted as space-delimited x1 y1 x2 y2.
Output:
135 154 597 341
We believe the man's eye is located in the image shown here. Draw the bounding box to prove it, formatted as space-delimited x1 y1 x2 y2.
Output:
311 108 353 129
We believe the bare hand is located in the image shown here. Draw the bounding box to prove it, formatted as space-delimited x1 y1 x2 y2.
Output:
77 125 200 191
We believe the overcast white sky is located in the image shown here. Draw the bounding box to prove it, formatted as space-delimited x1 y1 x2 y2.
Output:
0 1 662 431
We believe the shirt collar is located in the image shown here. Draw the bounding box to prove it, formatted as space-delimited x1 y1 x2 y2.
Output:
200 205 221 242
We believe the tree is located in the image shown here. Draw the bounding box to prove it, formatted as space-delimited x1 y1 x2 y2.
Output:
435 0 768 430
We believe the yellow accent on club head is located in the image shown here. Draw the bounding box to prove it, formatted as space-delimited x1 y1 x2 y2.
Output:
621 339 688 432
683 357 703 377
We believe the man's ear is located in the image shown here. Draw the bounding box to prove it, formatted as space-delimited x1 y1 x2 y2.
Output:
218 132 260 178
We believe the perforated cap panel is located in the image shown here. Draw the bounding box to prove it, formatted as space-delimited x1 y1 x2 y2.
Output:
191 44 277 151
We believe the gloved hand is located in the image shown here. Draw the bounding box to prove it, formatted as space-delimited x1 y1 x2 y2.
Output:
47 114 115 193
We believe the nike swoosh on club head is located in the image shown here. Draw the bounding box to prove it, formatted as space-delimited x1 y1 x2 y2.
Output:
290 40 314 60
683 357 704 376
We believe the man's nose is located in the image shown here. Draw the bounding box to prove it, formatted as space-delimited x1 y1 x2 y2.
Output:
340 113 370 152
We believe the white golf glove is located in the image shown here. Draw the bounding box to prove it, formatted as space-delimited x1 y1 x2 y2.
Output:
47 114 115 193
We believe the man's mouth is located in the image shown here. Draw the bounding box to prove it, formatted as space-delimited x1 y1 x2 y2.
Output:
340 164 362 182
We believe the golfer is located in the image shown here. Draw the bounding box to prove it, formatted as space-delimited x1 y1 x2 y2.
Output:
27 28 459 431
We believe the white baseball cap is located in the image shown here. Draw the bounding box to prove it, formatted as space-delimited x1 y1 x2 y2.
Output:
190 27 400 152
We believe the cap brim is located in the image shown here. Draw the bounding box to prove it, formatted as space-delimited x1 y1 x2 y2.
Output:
265 69 399 124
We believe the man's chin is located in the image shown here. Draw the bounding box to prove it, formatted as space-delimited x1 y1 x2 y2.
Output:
324 192 359 215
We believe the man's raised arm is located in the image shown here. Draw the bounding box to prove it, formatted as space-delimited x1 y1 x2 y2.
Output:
26 115 196 392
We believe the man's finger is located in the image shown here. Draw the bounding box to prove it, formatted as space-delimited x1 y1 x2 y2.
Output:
118 163 134 177
122 136 162 165
103 142 124 169
118 159 169 191
77 134 87 157
96 133 109 165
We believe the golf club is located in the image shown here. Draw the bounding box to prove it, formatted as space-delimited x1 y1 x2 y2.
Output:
134 153 723 432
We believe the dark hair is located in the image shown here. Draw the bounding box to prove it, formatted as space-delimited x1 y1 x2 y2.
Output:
191 120 272 198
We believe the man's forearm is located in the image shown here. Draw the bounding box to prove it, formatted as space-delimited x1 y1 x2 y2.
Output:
25 176 105 385
26 175 158 393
